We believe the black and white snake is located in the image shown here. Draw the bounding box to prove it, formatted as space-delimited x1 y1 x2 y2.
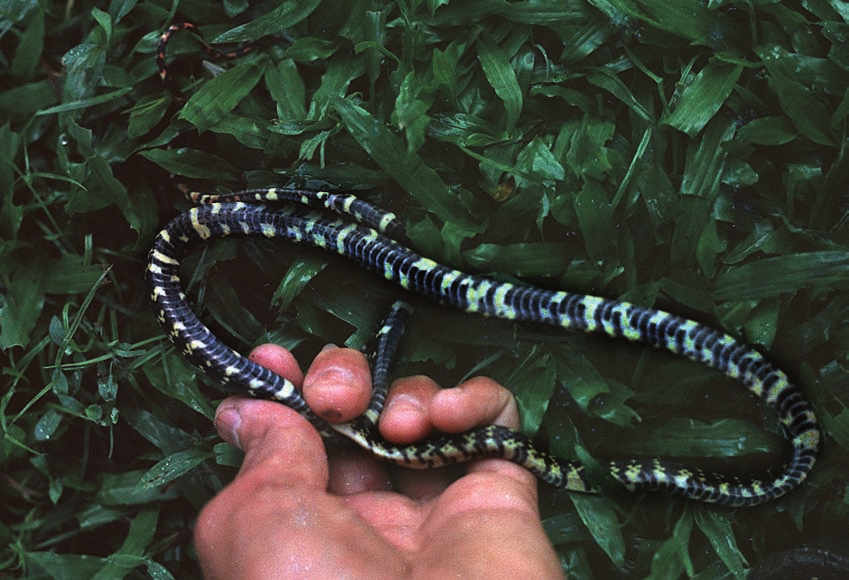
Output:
146 187 819 506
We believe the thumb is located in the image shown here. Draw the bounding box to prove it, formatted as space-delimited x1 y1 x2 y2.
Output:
214 396 329 487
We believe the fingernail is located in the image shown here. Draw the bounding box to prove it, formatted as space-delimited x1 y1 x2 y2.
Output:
320 343 338 352
214 402 243 449
385 393 422 415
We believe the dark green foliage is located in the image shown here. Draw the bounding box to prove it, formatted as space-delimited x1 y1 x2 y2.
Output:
1 0 848 578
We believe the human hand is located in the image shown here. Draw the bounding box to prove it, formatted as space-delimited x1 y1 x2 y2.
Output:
194 344 565 579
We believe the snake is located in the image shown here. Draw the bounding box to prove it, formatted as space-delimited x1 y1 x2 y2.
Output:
146 186 820 506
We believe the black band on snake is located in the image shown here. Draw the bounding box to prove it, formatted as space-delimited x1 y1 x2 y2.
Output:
146 187 819 507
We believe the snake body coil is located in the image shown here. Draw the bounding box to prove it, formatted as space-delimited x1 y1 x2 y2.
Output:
146 188 819 506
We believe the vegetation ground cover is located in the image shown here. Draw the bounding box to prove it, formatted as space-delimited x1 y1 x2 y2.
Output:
2 0 849 578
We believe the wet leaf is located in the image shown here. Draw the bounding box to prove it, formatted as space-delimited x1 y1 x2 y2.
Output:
135 449 212 492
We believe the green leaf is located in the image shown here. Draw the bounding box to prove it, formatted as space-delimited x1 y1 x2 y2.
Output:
205 281 264 345
571 494 626 568
0 123 23 240
515 137 565 182
671 196 711 269
127 95 170 139
144 351 216 419
66 155 130 214
476 31 523 130
334 97 478 228
96 471 181 506
428 112 509 147
0 256 46 349
135 449 212 492
393 71 432 153
33 408 62 442
139 148 241 181
756 44 835 146
122 408 199 454
266 59 307 122
42 255 106 294
36 86 133 116
146 560 177 580
680 116 736 199
213 441 244 468
214 0 322 42
60 42 105 103
91 7 112 45
0 80 55 117
499 348 557 436
558 114 616 182
427 0 450 15
694 508 747 579
179 62 264 133
591 0 724 46
91 507 159 580
463 241 569 277
587 69 652 121
735 116 798 146
647 508 694 580
285 37 339 62
109 0 137 22
272 255 327 311
541 510 591 545
10 4 43 80
613 418 779 457
307 54 366 120
574 179 615 262
210 114 271 150
663 61 743 137
713 251 849 300
26 552 106 580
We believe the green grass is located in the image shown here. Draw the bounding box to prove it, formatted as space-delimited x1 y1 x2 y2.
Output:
2 0 849 578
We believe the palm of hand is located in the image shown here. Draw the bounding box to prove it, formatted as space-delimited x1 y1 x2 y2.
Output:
193 345 564 580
